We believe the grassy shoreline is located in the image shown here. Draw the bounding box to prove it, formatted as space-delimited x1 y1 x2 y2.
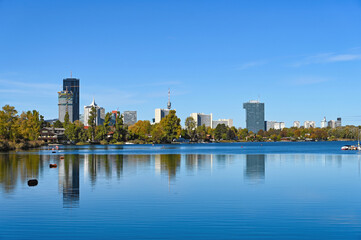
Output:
0 140 45 152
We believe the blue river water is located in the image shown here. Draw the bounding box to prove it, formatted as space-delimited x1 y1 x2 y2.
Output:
1 141 361 239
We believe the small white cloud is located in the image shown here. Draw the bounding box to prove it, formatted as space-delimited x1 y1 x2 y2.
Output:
293 52 361 67
237 61 266 70
290 77 329 85
326 54 361 62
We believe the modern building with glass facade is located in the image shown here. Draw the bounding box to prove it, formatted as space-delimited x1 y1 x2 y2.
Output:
58 90 74 123
190 113 213 128
63 78 80 122
212 119 233 128
243 100 265 133
122 111 137 126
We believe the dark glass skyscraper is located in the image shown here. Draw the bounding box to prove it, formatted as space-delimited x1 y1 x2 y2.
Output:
243 100 265 133
63 78 80 121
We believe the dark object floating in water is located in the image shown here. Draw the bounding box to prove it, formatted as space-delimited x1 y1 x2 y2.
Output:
28 179 38 187
60 156 64 160
49 164 57 168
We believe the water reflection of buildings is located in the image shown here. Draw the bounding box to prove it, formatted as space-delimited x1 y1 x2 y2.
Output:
185 154 234 172
58 156 79 208
245 154 265 183
155 154 181 181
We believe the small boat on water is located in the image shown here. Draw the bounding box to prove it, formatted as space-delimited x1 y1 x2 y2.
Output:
342 130 361 151
341 145 360 150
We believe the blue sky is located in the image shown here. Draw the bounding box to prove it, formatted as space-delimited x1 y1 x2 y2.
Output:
1 0 361 127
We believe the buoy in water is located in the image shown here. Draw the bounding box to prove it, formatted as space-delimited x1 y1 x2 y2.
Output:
49 164 57 168
28 179 38 187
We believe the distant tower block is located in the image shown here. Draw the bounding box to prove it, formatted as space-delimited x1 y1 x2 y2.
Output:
167 88 171 110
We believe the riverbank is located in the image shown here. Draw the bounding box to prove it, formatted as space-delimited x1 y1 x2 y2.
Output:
0 140 45 152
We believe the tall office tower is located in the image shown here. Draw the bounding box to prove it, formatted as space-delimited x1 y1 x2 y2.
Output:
212 119 233 128
336 117 342 127
293 121 300 128
58 89 74 123
190 113 213 128
321 117 327 128
63 77 80 121
243 100 265 133
84 98 105 126
123 111 137 126
304 121 316 129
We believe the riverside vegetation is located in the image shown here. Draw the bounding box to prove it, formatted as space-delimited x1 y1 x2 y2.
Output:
1 104 361 151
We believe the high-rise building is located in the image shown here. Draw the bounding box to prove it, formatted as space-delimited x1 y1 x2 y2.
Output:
304 121 316 129
243 100 265 133
336 117 342 127
58 90 74 123
63 78 80 122
190 113 213 128
84 98 105 126
122 111 137 126
293 121 300 128
321 117 327 128
212 119 233 128
328 120 336 129
155 109 170 123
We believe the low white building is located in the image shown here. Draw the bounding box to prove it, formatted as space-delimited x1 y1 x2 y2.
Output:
265 121 285 131
212 119 233 128
293 121 300 128
321 117 327 128
304 121 316 129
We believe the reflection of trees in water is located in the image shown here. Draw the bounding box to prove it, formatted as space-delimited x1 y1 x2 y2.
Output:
0 153 43 193
83 154 152 184
115 155 123 179
156 154 181 180
245 154 265 182
59 155 79 208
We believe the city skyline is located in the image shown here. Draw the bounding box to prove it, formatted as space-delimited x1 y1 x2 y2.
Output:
1 1 361 127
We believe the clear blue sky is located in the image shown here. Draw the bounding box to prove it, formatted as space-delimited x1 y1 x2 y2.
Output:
1 0 361 127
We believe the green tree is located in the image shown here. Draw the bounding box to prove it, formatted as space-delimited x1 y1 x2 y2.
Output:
160 110 181 143
64 111 70 127
65 120 87 143
18 110 41 141
214 124 228 140
53 120 63 128
113 112 127 142
185 117 196 140
129 120 151 140
88 106 97 142
0 105 19 141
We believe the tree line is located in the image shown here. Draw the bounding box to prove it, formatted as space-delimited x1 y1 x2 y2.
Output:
1 105 361 150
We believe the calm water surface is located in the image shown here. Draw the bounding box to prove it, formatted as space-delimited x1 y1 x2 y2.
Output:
1 142 361 239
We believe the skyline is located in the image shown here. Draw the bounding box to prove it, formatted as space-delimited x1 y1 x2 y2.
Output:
1 1 361 127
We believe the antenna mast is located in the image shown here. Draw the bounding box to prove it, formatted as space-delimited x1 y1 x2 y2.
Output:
167 88 171 110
